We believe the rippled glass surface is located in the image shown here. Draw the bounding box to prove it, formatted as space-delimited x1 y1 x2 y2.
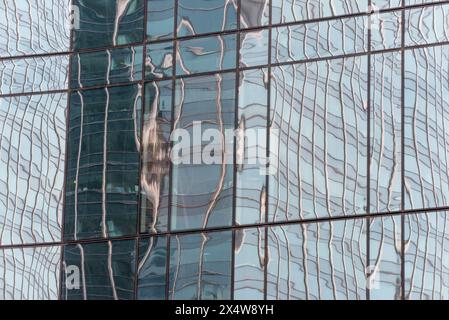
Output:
0 246 61 300
71 46 143 88
272 0 367 24
147 0 175 41
234 228 265 300
141 81 172 234
176 34 237 75
370 215 401 300
145 42 173 79
240 0 269 28
267 219 367 300
0 93 66 246
169 230 232 300
62 240 136 300
138 236 167 300
65 85 141 240
405 211 449 300
404 45 449 210
0 55 69 94
370 11 402 51
272 16 367 63
370 52 402 213
405 4 449 46
269 57 368 221
236 68 268 225
372 0 402 9
240 30 269 68
171 73 235 231
73 0 145 50
177 0 237 36
0 0 71 57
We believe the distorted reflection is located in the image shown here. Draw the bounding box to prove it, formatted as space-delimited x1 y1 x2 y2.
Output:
169 231 232 300
147 0 175 41
267 219 367 300
0 94 66 245
269 57 368 221
141 81 172 234
62 240 136 300
171 73 235 231
71 46 143 88
145 42 173 79
65 85 141 240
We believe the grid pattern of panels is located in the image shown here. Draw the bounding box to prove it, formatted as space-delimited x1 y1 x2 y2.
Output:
3 0 449 301
0 0 71 300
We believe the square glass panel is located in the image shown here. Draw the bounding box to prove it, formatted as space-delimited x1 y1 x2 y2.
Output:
147 0 175 40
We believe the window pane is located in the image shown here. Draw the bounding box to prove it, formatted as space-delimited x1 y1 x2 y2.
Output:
240 30 269 68
269 57 368 221
370 52 402 213
171 73 235 231
240 0 269 28
370 215 401 300
169 230 232 300
147 0 175 40
177 0 237 36
370 11 402 51
73 0 145 50
176 34 237 75
62 240 136 300
71 46 143 88
272 16 367 63
405 211 449 300
405 4 449 46
0 1 70 57
267 220 367 300
0 93 66 245
138 236 168 300
404 45 449 210
236 68 268 225
65 85 141 240
145 42 173 79
141 81 172 234
234 227 265 300
0 246 61 300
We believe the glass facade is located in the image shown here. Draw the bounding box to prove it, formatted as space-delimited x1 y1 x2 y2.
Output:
2 0 449 300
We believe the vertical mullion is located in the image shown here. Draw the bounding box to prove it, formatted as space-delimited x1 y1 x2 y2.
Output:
400 0 406 301
366 0 372 302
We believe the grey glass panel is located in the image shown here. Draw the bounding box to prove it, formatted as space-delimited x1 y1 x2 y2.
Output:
272 0 367 24
236 68 268 225
145 42 173 79
141 81 172 234
0 93 66 246
147 0 175 40
0 55 69 95
177 0 237 36
405 211 449 300
272 16 367 63
370 11 402 51
269 57 368 222
0 0 71 57
0 246 61 300
65 85 141 240
171 73 235 231
240 0 269 28
404 45 449 210
267 219 367 300
169 230 232 300
138 236 167 300
62 240 136 300
234 228 265 300
73 0 145 50
405 4 449 46
176 34 237 75
240 30 269 68
71 46 143 88
369 215 401 300
370 52 402 213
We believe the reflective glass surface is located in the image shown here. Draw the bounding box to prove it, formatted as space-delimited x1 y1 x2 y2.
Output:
65 85 141 240
145 42 174 79
147 0 175 41
62 240 136 300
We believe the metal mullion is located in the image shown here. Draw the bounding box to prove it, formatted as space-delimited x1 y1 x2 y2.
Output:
401 0 406 301
366 0 372 301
